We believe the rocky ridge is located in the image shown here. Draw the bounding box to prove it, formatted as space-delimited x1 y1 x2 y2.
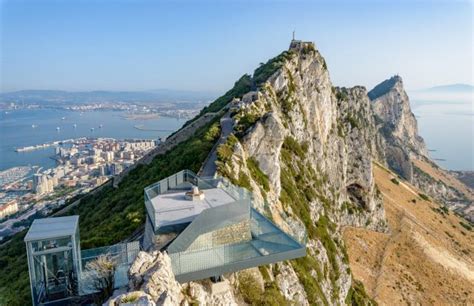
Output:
215 42 387 304
369 75 428 181
369 76 473 221
108 41 472 305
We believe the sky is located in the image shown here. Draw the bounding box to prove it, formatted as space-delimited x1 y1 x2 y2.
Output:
0 0 472 94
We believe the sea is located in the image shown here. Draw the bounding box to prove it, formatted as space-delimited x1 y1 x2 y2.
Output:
411 93 473 171
0 109 187 171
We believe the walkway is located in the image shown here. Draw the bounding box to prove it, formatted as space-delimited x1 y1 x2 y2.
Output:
199 113 234 177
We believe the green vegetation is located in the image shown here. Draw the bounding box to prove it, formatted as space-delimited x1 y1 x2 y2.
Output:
247 157 270 192
216 133 239 164
345 280 377 306
315 215 340 295
279 135 344 302
282 136 308 159
335 88 349 102
459 221 472 231
431 206 449 217
321 57 328 70
253 50 294 86
0 119 222 306
238 271 287 305
346 115 360 130
291 256 328 305
216 134 239 178
200 74 252 114
301 43 316 55
215 134 253 191
390 178 400 185
120 293 140 303
236 172 253 191
342 201 364 215
418 193 430 202
177 74 253 132
235 111 260 138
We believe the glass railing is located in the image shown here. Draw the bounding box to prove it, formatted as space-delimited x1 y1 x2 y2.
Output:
80 241 140 268
169 209 305 277
144 170 253 230
79 241 140 294
259 199 308 246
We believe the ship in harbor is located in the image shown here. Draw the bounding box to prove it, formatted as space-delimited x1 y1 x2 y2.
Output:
15 138 79 152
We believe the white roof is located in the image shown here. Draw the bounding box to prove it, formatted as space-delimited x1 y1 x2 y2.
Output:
24 215 79 242
151 188 235 228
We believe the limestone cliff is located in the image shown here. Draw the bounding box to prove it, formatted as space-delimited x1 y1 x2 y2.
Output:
369 76 473 221
215 42 387 304
369 75 428 181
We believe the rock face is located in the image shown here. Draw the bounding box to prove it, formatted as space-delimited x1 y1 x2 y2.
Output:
369 75 428 181
369 76 472 219
216 42 387 304
106 251 240 306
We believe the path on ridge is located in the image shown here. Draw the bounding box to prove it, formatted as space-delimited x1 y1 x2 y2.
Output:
199 112 233 177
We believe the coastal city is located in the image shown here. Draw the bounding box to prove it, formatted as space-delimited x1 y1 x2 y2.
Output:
0 137 158 240
1 99 207 121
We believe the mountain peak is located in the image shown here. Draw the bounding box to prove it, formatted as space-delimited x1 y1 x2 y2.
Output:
368 75 403 100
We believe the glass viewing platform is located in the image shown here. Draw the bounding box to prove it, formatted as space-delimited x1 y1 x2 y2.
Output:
144 170 307 283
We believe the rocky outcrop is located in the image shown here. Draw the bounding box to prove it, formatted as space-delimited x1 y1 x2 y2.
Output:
106 251 240 305
369 75 428 181
369 76 473 220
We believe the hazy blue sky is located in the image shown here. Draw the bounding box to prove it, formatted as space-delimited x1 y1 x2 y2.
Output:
1 0 472 93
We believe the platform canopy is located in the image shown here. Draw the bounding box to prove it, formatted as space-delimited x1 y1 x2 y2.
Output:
24 215 79 242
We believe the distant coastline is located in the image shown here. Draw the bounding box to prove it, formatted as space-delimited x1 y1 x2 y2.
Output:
133 124 174 132
122 113 161 120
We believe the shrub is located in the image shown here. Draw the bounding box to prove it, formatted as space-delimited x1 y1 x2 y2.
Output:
236 172 253 191
335 88 349 101
238 272 262 304
121 293 140 303
235 112 259 137
418 193 430 202
460 221 472 231
86 255 117 304
247 157 270 192
238 270 287 305
282 136 307 159
253 50 294 86
345 280 377 306
390 178 400 185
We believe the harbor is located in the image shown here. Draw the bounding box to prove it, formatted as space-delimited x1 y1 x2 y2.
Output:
15 138 82 152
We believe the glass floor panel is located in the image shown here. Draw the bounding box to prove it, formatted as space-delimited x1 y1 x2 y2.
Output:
170 209 305 277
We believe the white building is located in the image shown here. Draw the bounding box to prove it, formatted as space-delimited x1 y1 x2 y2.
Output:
0 200 19 218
